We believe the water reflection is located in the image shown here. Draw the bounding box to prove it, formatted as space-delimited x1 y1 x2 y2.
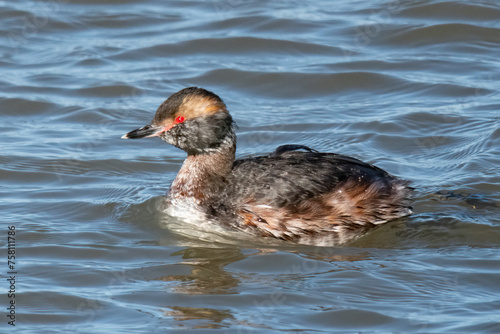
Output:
148 244 373 329
155 244 371 295
157 247 245 295
163 306 235 329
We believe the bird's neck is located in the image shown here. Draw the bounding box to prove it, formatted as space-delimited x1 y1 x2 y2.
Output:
168 133 236 203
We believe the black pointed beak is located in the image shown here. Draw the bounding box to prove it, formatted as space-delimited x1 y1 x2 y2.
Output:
121 124 164 139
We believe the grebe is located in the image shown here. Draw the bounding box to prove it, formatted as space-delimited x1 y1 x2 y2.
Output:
122 87 412 245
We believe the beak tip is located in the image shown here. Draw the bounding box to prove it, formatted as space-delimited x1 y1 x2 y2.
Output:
121 125 162 140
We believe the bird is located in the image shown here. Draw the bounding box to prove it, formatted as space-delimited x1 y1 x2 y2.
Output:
122 87 413 245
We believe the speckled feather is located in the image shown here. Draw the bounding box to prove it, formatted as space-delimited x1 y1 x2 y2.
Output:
206 148 412 243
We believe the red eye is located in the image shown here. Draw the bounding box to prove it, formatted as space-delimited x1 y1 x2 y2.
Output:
175 116 185 124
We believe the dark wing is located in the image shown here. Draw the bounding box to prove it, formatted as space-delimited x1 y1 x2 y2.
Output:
229 150 396 208
218 150 413 242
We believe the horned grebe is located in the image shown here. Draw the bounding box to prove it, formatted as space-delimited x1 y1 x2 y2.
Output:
122 87 413 245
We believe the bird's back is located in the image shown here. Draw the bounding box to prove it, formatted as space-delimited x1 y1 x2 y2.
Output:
213 148 412 244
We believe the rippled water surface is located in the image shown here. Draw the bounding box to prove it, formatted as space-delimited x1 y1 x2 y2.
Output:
2 0 500 332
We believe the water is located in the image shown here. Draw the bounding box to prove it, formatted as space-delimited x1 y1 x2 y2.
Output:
1 0 500 332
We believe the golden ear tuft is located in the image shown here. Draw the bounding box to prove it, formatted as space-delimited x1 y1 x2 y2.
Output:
180 95 227 119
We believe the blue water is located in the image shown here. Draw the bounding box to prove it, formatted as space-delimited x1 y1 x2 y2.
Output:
1 0 500 332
